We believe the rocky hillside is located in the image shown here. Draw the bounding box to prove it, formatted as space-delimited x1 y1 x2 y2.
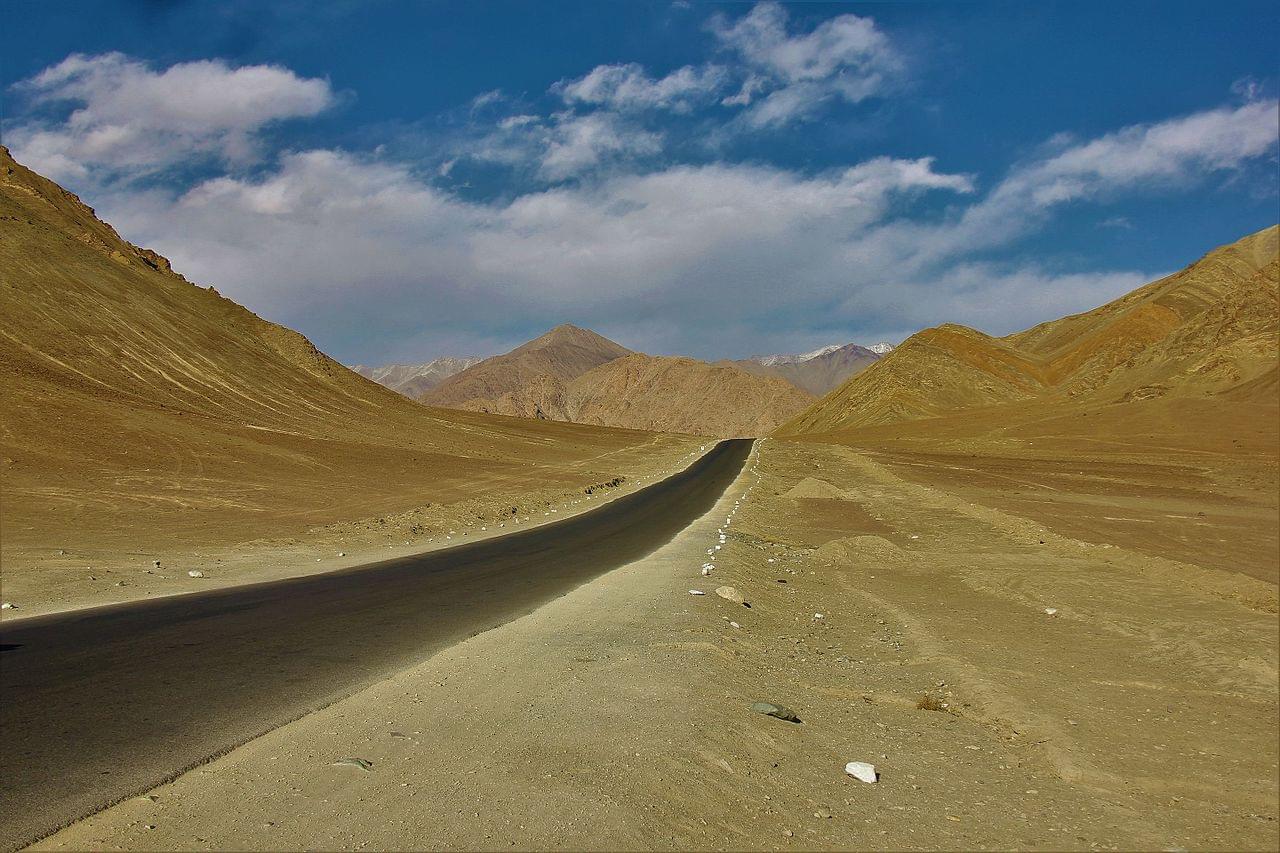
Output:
565 354 815 437
420 327 816 436
419 325 632 418
779 226 1279 434
0 146 681 564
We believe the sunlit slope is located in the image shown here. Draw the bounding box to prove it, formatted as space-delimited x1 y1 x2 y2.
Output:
0 146 683 552
420 324 632 418
565 354 815 437
778 226 1279 435
422 326 814 436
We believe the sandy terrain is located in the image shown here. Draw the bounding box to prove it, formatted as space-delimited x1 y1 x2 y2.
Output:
38 435 1278 851
0 432 705 620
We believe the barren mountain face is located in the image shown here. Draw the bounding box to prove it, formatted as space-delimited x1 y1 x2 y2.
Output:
779 227 1280 435
420 326 817 436
0 146 701 613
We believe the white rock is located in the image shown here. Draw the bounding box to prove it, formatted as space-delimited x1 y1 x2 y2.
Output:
337 552 346 557
187 570 204 578
1 602 15 610
689 589 706 596
814 613 824 619
1044 607 1059 616
701 567 712 576
729 621 741 629
845 761 878 783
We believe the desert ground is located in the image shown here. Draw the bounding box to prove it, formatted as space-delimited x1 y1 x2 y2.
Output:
33 418 1278 851
2 130 1277 852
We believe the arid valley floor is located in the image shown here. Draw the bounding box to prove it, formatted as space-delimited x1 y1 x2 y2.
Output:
2 143 1278 852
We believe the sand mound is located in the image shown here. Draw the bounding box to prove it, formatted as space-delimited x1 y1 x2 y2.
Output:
814 535 910 566
783 477 851 501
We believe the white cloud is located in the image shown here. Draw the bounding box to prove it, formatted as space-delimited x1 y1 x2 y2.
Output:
7 52 334 181
94 148 971 360
554 62 727 112
710 1 901 126
468 110 663 180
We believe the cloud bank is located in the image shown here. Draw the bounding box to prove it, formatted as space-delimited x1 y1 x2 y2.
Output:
4 2 1276 363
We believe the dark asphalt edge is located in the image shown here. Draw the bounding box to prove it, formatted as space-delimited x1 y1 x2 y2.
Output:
4 438 753 852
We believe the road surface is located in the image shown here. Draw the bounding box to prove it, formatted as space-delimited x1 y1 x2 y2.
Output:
0 438 753 849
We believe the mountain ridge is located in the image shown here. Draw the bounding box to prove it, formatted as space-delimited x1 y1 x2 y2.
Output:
777 226 1279 435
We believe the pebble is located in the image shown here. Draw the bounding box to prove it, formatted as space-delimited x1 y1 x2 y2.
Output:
689 589 706 595
187 570 204 578
845 761 878 783
331 757 373 771
0 602 15 610
1044 607 1059 616
715 586 746 605
751 702 800 723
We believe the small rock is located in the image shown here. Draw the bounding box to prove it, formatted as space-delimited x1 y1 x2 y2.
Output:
814 809 832 819
845 761 878 783
701 566 712 576
782 829 794 837
1044 607 1058 616
0 602 15 610
689 589 706 595
729 621 741 629
715 586 746 605
153 560 161 568
331 757 373 771
187 570 204 578
751 701 800 723
337 552 346 557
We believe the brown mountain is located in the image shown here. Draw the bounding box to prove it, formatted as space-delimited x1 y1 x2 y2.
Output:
778 226 1279 435
564 354 815 437
732 343 882 395
420 328 816 436
419 324 632 418
0 146 687 609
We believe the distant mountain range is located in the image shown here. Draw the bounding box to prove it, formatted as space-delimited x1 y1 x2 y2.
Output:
732 343 884 396
352 357 483 397
417 324 814 437
363 338 897 400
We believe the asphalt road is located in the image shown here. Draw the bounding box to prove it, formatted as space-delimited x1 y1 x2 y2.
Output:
0 438 752 849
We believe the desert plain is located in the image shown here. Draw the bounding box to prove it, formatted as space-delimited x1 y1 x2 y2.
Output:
1 104 1278 853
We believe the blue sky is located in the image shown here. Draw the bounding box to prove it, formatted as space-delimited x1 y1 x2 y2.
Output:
4 1 1277 363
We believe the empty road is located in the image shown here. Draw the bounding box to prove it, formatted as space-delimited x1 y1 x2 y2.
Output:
0 438 752 849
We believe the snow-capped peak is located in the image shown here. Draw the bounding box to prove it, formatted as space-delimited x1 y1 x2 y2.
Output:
868 342 895 355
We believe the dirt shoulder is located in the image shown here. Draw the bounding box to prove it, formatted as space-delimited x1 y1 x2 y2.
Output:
36 438 1278 851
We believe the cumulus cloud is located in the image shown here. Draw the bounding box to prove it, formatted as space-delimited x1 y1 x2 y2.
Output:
554 63 727 112
7 52 334 181
710 1 901 126
8 40 1273 363
467 110 663 180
